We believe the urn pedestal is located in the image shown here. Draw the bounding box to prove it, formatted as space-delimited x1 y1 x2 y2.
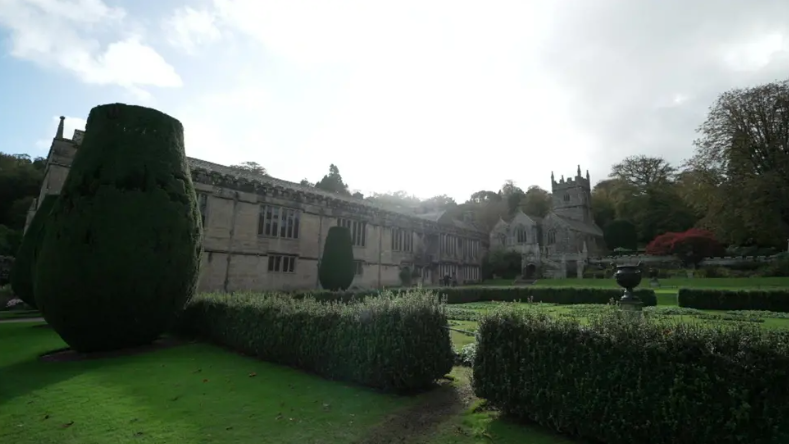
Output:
615 264 643 316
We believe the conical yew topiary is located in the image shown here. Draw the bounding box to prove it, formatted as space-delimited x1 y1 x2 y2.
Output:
318 226 355 291
33 103 202 353
10 194 58 309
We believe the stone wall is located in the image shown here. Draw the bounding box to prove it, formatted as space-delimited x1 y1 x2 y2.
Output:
32 128 487 293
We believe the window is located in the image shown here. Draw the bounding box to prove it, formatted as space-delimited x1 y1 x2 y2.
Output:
392 228 413 252
547 229 557 245
563 193 570 202
338 218 366 247
259 205 300 238
197 193 209 227
440 234 458 256
516 227 528 243
268 254 296 273
439 263 458 278
355 260 364 276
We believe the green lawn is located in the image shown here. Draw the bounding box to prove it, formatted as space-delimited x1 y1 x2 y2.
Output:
447 286 789 349
0 309 41 320
482 277 789 290
0 321 577 444
0 322 417 443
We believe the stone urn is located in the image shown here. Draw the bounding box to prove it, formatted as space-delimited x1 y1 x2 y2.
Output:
614 264 642 304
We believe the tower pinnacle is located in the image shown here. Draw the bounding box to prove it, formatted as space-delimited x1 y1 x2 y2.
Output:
55 116 65 139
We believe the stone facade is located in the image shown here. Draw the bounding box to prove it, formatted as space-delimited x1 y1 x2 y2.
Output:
29 118 487 292
490 166 605 278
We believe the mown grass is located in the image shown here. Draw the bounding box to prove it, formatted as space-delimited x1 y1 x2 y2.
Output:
483 276 789 289
0 322 419 444
447 297 789 349
0 309 41 320
428 368 577 444
0 321 580 444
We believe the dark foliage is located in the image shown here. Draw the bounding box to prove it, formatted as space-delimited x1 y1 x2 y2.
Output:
10 195 58 308
175 290 454 392
289 286 657 307
318 226 355 291
34 103 202 352
679 288 789 312
473 305 789 444
603 219 638 250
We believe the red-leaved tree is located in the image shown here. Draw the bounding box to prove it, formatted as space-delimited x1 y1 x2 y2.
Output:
645 228 725 267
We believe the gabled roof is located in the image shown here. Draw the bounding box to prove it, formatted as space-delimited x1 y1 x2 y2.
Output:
552 214 603 236
415 211 446 222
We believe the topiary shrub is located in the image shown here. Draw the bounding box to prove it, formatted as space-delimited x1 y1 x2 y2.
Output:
10 195 58 309
33 103 202 353
318 226 355 291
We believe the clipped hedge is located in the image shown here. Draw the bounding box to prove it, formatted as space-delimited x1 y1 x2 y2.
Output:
292 286 657 307
175 289 454 392
473 305 789 444
678 288 789 312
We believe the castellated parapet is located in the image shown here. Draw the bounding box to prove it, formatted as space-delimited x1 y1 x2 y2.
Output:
550 165 591 192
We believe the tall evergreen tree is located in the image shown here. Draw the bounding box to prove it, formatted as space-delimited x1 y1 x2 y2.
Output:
34 103 202 352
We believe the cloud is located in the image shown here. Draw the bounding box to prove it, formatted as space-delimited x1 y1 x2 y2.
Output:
537 0 789 177
163 6 221 55
173 86 277 164
0 0 182 95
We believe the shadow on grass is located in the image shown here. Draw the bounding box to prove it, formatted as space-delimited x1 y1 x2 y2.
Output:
0 323 144 408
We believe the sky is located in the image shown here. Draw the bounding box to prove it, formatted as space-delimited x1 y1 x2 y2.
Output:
0 0 788 202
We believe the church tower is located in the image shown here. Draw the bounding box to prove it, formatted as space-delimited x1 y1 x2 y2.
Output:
550 165 594 224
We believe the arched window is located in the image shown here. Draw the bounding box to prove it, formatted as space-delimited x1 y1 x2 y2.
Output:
563 193 570 202
516 226 528 243
547 229 557 245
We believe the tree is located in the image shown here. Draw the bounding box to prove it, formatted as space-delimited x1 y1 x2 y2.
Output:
10 195 58 309
0 153 45 231
0 225 22 257
482 248 522 279
601 159 698 244
229 161 267 176
315 164 351 195
645 229 724 267
33 103 203 353
671 229 725 267
468 190 501 204
603 219 638 251
366 191 422 210
318 226 355 291
687 79 789 245
610 155 676 193
591 179 623 228
421 195 457 212
521 185 551 218
299 179 314 187
499 180 525 214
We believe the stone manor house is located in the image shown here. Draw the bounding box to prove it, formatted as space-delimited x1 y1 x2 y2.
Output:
26 118 603 291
